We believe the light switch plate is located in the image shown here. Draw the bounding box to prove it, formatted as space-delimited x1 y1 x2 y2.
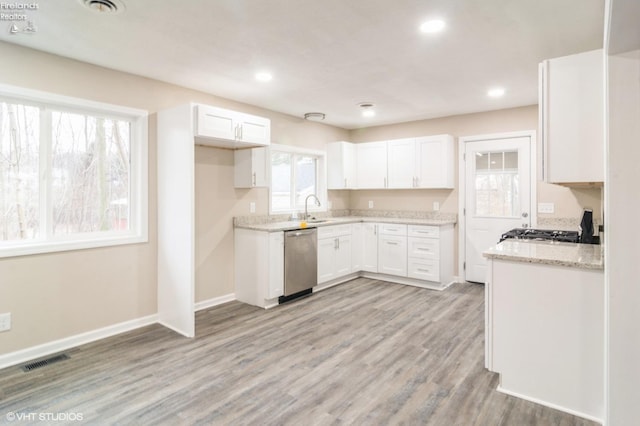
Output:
250 202 256 213
368 200 374 209
327 200 332 210
0 313 11 332
433 201 440 211
538 202 555 214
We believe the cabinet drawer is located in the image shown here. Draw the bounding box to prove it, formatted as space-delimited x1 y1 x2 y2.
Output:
408 258 440 282
379 223 407 236
408 237 439 260
408 225 439 238
317 224 351 239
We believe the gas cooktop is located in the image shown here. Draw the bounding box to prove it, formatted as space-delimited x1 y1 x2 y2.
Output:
499 228 580 243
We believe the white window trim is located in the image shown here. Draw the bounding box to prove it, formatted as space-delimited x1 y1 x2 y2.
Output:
0 83 148 258
268 143 327 215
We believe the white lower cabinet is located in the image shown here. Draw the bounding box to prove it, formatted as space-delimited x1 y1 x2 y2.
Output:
408 225 440 281
378 224 408 277
361 223 379 273
234 229 284 308
317 224 352 284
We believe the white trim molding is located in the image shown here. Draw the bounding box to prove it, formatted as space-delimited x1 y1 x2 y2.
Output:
0 314 158 371
194 293 236 311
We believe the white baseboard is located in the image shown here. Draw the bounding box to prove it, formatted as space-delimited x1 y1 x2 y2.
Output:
194 293 235 311
0 314 158 371
496 386 603 424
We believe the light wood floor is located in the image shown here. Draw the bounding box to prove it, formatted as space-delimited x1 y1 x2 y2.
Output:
0 279 597 425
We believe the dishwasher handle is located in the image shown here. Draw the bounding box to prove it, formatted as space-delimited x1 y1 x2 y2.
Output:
286 229 316 237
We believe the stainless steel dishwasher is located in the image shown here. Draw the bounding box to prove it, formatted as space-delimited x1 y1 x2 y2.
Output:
280 227 317 303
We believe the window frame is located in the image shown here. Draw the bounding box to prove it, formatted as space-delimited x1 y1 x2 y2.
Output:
268 144 327 215
0 83 148 258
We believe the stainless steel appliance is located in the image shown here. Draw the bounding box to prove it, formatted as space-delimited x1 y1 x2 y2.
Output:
499 228 580 243
281 227 317 303
499 227 600 244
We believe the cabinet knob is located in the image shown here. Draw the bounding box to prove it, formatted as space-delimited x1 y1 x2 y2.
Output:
522 212 529 218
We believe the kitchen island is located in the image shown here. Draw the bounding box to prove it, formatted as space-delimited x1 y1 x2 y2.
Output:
483 240 604 422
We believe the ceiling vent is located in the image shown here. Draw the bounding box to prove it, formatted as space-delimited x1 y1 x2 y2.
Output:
81 0 125 14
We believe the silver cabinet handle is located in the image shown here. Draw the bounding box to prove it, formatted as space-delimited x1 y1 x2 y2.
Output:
344 178 347 188
374 225 377 235
387 241 399 245
415 177 420 187
417 268 430 273
384 177 387 188
252 172 256 186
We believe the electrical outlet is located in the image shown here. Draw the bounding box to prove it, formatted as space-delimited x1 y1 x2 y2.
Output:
538 202 555 214
0 313 11 332
250 202 256 213
433 201 440 211
327 200 333 210
368 200 374 209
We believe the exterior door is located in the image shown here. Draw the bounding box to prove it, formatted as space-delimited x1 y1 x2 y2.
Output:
464 136 532 283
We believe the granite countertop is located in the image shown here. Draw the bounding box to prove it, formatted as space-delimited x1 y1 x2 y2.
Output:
234 216 456 232
483 240 604 270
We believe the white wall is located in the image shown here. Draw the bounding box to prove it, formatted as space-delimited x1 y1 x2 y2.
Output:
605 49 640 426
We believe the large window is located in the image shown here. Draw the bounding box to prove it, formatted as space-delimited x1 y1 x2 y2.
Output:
270 145 326 214
0 85 147 257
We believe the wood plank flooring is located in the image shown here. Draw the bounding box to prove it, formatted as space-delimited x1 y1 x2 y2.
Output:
0 279 598 425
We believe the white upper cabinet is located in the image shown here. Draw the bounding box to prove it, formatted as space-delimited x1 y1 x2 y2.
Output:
387 135 455 189
387 138 417 188
234 147 268 188
327 141 357 189
539 49 604 183
356 141 388 189
415 135 455 188
195 104 270 149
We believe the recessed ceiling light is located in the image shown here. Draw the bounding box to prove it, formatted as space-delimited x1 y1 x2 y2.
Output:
488 87 506 98
358 102 376 118
420 19 446 33
255 72 273 82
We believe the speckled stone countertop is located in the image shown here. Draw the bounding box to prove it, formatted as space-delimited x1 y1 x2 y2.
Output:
234 214 457 232
483 240 604 270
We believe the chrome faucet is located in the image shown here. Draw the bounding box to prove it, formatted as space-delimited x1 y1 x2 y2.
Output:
304 194 321 220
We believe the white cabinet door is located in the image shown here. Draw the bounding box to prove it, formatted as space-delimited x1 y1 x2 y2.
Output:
356 141 388 189
362 223 379 273
267 232 284 299
196 104 236 141
317 237 337 284
327 141 357 189
236 112 271 146
540 49 603 183
234 147 268 188
351 223 363 272
387 138 416 188
415 135 455 188
335 235 352 277
378 234 407 277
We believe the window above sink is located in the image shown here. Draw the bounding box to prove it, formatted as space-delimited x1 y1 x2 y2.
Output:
269 144 327 215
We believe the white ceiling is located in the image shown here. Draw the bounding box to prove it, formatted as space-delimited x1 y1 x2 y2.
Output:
0 0 604 129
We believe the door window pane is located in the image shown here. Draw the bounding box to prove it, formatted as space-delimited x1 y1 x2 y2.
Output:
0 102 40 241
474 150 520 217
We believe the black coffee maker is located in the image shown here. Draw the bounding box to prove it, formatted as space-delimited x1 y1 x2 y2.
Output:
579 209 594 244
